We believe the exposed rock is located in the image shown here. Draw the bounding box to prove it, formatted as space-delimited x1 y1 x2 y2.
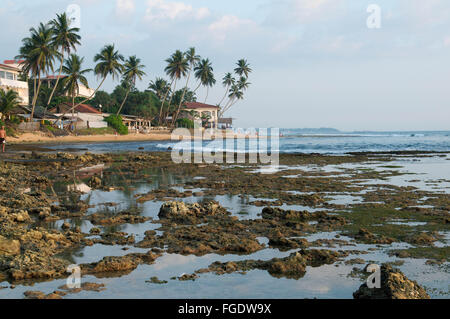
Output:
408 232 438 245
353 264 430 299
80 251 160 276
0 235 20 256
353 228 394 244
88 176 102 188
89 212 150 226
24 290 62 299
199 249 344 279
158 201 229 224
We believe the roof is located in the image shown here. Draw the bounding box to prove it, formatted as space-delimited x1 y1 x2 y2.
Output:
12 105 59 119
42 75 67 80
0 63 20 72
219 118 233 124
3 60 25 65
183 102 219 110
51 103 101 114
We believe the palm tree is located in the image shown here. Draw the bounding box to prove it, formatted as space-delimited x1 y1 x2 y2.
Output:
16 22 59 120
172 47 200 125
237 76 251 91
234 59 252 79
194 58 216 103
218 72 235 106
162 50 188 126
116 55 146 115
61 54 92 129
220 84 244 116
0 89 21 120
148 77 170 100
54 44 124 123
46 12 81 107
220 61 252 117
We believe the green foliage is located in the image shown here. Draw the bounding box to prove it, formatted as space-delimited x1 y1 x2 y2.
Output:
176 118 194 129
0 88 21 118
104 114 128 135
76 127 116 136
9 116 21 124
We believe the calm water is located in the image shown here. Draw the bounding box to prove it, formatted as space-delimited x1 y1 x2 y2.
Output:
47 130 450 154
0 155 449 299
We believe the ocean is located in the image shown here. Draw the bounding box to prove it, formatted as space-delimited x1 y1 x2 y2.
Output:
48 130 450 154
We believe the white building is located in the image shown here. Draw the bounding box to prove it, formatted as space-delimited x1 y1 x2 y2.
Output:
0 62 29 105
50 103 107 129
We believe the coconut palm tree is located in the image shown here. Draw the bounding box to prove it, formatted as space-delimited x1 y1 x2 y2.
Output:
162 50 188 126
116 55 146 115
172 47 200 125
0 89 21 120
148 77 170 100
16 22 59 120
237 76 251 91
220 61 252 117
220 84 244 116
194 58 216 103
218 72 235 107
234 59 252 79
54 44 124 123
149 77 171 124
46 12 81 107
61 54 92 129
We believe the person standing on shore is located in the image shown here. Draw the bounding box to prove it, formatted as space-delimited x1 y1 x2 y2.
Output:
0 126 6 153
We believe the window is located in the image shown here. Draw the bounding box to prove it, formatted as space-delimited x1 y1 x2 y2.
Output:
6 72 14 80
0 71 5 79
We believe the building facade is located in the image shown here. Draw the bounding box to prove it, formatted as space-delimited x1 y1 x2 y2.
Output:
41 75 95 99
182 102 219 128
0 63 29 105
50 103 107 129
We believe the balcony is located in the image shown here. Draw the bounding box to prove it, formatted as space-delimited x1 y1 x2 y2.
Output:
0 77 28 89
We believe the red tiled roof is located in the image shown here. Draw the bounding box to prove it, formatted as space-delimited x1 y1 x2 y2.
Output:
3 60 25 64
42 75 67 80
0 63 20 71
58 103 101 114
183 102 219 110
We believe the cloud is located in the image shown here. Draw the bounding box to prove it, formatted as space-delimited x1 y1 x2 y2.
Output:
207 15 258 43
144 0 210 23
115 0 135 19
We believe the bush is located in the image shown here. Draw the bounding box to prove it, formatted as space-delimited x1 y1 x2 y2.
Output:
176 118 194 129
104 115 128 135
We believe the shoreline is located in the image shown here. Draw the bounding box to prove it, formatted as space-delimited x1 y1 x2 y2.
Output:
7 130 261 146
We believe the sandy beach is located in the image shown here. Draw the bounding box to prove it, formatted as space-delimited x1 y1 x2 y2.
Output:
7 130 259 145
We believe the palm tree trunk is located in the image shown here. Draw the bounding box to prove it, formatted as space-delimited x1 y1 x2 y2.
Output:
31 72 42 121
46 49 65 107
193 81 201 93
164 79 177 126
53 76 106 125
218 85 230 107
220 97 235 117
158 78 174 126
116 86 130 116
72 95 75 132
172 71 191 126
204 86 209 103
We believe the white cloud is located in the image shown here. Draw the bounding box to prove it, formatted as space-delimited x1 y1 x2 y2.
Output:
144 0 210 23
292 0 343 22
208 15 258 43
115 0 135 19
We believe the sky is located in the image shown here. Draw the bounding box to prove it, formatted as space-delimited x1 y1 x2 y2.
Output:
1 0 449 131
